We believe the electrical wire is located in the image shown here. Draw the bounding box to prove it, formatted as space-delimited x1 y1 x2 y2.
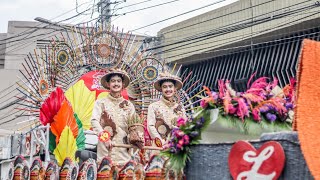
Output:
115 0 155 9
164 9 320 60
154 6 317 55
130 0 228 32
0 4 98 46
114 0 181 15
0 0 94 43
148 0 315 50
0 6 100 56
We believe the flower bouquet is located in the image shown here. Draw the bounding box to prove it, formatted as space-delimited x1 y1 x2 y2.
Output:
161 108 212 172
199 74 294 134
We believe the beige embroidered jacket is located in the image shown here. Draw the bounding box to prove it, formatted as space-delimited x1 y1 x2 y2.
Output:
147 97 186 146
91 95 135 165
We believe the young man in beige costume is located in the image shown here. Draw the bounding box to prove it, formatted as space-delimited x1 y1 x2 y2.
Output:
147 72 187 147
91 69 142 165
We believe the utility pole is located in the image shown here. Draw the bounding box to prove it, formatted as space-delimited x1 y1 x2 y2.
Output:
98 0 111 30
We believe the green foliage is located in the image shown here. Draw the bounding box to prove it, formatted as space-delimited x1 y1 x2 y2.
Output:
216 112 291 135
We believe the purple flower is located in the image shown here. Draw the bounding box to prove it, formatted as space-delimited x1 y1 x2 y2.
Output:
259 106 269 113
211 91 218 100
190 131 199 138
267 105 276 111
266 113 277 122
172 127 179 132
285 103 293 109
200 117 205 124
196 117 205 128
170 147 177 153
168 142 174 148
266 94 273 99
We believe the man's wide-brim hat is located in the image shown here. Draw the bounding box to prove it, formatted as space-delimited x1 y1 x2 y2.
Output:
101 68 130 89
154 72 183 91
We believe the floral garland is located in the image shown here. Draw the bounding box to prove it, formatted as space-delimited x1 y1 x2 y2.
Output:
200 74 295 134
161 108 211 172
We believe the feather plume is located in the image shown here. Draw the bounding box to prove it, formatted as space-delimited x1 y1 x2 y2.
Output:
218 80 226 98
249 77 269 90
236 98 249 121
223 91 231 114
40 87 65 125
65 80 96 130
53 126 77 166
247 72 257 88
50 100 78 144
74 114 86 150
242 93 264 102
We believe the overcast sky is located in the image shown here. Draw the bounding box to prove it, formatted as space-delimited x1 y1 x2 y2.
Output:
0 0 237 35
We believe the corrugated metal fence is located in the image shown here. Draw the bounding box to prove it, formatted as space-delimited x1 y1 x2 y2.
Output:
181 27 320 93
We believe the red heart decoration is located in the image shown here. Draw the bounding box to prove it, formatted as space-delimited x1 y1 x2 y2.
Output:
228 141 285 180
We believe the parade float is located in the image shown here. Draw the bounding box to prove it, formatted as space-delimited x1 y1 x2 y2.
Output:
0 17 319 180
0 23 201 179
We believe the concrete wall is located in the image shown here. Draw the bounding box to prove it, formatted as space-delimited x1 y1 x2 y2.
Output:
0 69 25 130
0 33 7 69
4 21 59 70
158 0 320 64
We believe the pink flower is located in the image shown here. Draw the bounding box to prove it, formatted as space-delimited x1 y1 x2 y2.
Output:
252 109 261 121
228 104 237 114
175 130 185 137
178 139 184 146
177 143 183 149
183 135 190 145
177 117 187 127
200 99 208 108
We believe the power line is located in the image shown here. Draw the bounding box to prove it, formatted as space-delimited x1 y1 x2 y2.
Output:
162 0 274 35
164 9 320 60
0 4 97 46
130 0 228 32
146 0 316 52
160 0 279 41
161 0 314 42
115 0 155 9
0 0 94 43
0 8 100 56
161 8 319 56
115 0 181 15
0 110 27 126
0 80 20 96
154 4 316 54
